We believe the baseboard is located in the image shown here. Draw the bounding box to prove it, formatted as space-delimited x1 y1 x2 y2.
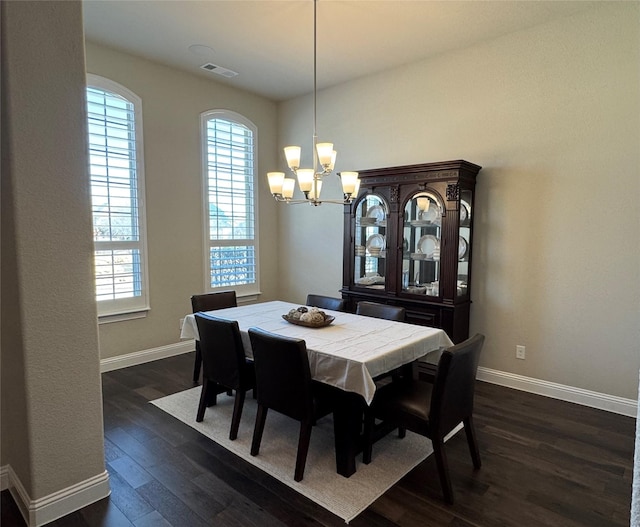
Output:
3 465 110 527
1 465 8 491
100 340 194 372
98 341 637 417
477 366 637 417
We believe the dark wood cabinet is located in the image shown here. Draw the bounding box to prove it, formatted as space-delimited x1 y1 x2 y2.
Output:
341 160 481 344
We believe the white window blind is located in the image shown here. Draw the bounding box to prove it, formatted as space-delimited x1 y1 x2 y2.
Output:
202 111 258 293
86 75 149 317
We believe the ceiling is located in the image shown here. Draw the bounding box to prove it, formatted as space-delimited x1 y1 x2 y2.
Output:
82 0 601 102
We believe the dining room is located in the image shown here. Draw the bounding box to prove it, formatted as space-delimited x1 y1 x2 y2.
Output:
2 1 639 526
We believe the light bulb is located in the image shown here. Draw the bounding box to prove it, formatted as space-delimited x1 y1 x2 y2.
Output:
296 168 315 192
310 179 322 200
267 172 285 195
284 146 301 171
316 142 334 168
282 178 295 199
340 171 359 195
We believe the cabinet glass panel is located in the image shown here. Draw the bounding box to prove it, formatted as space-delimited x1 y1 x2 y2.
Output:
353 194 387 290
403 192 441 297
457 189 472 297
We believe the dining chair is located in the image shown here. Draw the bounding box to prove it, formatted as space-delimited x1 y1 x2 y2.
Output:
194 313 255 440
362 333 485 504
356 301 405 322
306 294 347 312
191 290 237 382
356 301 408 383
247 327 334 482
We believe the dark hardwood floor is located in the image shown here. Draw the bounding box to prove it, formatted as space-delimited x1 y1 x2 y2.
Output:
2 352 634 526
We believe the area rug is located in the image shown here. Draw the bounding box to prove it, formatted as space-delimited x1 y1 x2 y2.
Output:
151 387 461 523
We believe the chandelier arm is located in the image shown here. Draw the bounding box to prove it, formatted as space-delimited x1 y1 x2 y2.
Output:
267 0 359 206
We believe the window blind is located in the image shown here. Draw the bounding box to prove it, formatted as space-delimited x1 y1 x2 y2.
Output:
86 82 148 313
204 116 257 289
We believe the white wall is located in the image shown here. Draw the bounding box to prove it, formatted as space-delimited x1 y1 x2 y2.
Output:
84 43 280 359
277 2 640 399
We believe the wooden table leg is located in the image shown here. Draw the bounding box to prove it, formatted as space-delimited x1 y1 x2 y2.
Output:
332 390 366 477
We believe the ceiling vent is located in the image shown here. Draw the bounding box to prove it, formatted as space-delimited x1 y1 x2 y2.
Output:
199 63 238 78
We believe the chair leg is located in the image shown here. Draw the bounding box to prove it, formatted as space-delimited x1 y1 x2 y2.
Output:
250 405 268 456
205 382 219 407
294 421 313 482
196 379 210 422
229 389 247 441
463 416 482 469
398 426 406 439
432 439 454 505
193 343 202 383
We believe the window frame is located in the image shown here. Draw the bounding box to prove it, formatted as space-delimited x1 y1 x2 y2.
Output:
200 109 260 298
86 74 150 320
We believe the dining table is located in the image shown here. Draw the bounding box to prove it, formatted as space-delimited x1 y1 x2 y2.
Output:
181 300 454 477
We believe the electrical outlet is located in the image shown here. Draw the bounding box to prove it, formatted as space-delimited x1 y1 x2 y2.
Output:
179 318 184 331
516 345 526 360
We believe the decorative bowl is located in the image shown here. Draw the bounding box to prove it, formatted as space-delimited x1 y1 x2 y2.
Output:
282 314 335 328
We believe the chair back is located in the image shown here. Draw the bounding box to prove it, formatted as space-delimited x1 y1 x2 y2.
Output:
191 291 237 313
195 313 247 389
306 294 346 312
430 333 485 436
356 301 405 322
248 327 315 422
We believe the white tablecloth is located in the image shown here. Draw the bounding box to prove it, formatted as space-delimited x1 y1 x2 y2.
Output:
181 300 453 404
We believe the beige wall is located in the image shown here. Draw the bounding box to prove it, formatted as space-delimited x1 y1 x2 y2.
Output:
1 0 107 503
278 2 640 399
84 43 280 359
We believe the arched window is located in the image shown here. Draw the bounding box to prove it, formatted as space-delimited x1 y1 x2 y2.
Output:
86 74 149 318
201 110 259 295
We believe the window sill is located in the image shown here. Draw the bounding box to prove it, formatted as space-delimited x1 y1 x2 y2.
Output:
98 309 149 325
237 291 261 304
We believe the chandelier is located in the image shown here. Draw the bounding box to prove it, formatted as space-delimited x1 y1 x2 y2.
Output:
267 0 360 206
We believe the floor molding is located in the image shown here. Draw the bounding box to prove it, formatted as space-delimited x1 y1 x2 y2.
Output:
99 341 637 417
1 465 8 491
477 366 637 417
100 340 194 372
2 465 110 527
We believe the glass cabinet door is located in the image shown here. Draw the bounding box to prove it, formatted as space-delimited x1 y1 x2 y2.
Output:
402 191 442 297
457 189 472 297
353 194 387 290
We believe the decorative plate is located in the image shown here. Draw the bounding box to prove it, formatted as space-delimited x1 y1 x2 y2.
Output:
460 200 470 223
417 235 439 258
356 274 385 286
282 314 335 328
366 233 385 252
421 204 440 224
366 205 385 223
459 236 469 260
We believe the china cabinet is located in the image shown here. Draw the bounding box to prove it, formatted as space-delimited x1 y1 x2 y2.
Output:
341 160 481 345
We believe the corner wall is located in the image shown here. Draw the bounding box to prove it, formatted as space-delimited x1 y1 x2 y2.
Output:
84 42 280 360
277 2 640 400
1 1 108 523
